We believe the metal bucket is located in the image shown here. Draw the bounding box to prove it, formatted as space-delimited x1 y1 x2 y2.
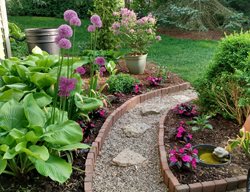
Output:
25 28 60 55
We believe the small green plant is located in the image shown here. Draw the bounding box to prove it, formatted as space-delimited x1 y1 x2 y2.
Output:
157 65 168 81
187 115 213 132
107 74 139 93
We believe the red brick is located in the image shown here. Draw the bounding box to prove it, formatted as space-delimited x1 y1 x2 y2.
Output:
158 129 164 146
84 174 93 182
225 177 238 191
84 182 92 191
97 132 105 146
214 179 227 192
87 152 95 164
201 181 215 192
161 88 170 96
175 184 190 192
237 175 247 188
140 94 147 103
167 170 180 192
85 164 93 174
163 170 169 186
188 183 202 192
92 141 99 155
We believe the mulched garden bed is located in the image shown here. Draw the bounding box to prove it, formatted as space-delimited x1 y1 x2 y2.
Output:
0 62 184 192
164 103 250 185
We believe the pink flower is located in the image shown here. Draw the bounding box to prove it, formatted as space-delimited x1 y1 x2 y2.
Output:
87 25 96 32
156 36 162 41
55 35 63 44
176 132 182 138
169 156 177 163
193 149 198 154
112 22 120 30
75 66 86 75
187 134 193 140
99 67 106 76
64 10 78 22
95 57 106 66
90 14 102 28
191 158 197 169
69 16 81 26
58 24 73 38
113 12 120 16
58 77 77 97
185 143 192 149
179 148 185 153
182 155 191 162
177 126 185 133
169 149 176 155
98 109 106 118
58 38 72 49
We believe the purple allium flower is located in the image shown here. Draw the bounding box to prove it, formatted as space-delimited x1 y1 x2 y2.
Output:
64 10 78 22
95 56 106 66
58 24 73 38
75 66 86 75
156 36 162 41
99 67 106 76
90 14 102 28
69 16 81 26
58 77 77 97
58 38 72 49
55 35 63 44
87 25 96 32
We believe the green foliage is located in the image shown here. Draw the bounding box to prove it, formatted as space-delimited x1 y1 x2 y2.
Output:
195 31 250 125
93 0 119 50
6 0 93 18
0 94 89 183
107 74 139 93
187 115 213 132
222 0 250 17
154 0 247 31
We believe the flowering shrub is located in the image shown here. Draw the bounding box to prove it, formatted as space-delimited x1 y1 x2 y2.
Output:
169 143 199 171
173 103 198 117
176 121 192 143
112 8 161 55
147 76 162 86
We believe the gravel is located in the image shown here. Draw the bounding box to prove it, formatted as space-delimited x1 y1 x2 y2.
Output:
93 89 197 192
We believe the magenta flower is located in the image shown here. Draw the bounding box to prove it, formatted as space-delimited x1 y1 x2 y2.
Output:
64 10 78 22
193 149 198 154
169 156 177 163
58 24 73 38
95 57 106 66
156 36 162 41
185 143 192 149
187 133 193 140
191 158 197 169
90 14 102 28
58 77 77 97
179 148 185 153
87 25 96 32
58 38 72 49
177 126 185 133
182 155 191 162
69 16 81 26
99 67 106 76
98 109 106 118
75 66 86 75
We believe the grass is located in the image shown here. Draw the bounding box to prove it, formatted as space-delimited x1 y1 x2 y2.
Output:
9 16 218 84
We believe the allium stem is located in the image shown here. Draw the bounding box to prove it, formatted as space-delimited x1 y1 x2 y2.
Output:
71 26 76 77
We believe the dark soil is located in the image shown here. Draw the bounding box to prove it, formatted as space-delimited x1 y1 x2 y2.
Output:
164 104 250 184
0 62 184 192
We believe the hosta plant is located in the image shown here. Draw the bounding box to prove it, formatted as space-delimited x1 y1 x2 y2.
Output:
187 115 213 132
0 94 89 183
169 143 198 171
173 103 198 117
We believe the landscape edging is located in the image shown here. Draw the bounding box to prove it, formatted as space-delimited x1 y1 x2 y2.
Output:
84 82 191 192
158 102 247 192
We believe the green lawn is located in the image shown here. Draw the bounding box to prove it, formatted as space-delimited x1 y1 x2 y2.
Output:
9 16 218 84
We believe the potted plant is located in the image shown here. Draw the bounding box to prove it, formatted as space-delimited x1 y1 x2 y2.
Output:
112 8 161 74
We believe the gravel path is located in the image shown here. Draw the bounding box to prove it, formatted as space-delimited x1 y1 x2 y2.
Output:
93 89 197 192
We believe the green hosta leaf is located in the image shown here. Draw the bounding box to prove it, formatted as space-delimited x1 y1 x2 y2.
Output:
44 107 68 124
55 143 90 151
0 65 8 76
0 89 24 102
44 120 82 145
0 100 27 130
9 128 26 140
33 92 52 108
0 144 9 152
0 155 7 174
0 134 14 146
3 148 17 159
191 126 200 132
25 131 40 143
74 95 103 113
16 65 29 80
204 124 213 129
5 83 28 90
30 73 56 89
23 94 46 127
36 55 59 68
32 46 43 55
2 76 21 84
34 155 72 183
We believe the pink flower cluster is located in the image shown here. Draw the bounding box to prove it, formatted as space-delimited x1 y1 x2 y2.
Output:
133 83 143 94
56 10 81 49
147 76 162 86
176 121 192 143
75 66 86 76
169 143 199 171
87 14 102 33
173 103 198 117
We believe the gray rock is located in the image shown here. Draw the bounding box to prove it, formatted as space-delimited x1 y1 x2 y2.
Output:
112 148 147 167
123 123 151 137
172 95 191 103
106 94 117 103
141 105 163 116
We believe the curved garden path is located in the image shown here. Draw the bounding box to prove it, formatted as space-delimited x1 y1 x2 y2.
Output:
93 89 197 192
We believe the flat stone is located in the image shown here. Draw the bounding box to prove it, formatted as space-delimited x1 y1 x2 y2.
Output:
123 123 151 137
112 148 147 167
172 95 191 102
141 105 163 116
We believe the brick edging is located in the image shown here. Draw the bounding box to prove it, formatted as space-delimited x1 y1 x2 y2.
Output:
158 104 247 192
84 83 191 192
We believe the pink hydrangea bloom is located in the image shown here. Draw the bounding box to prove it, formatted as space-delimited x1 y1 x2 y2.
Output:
75 66 86 75
64 10 78 22
87 25 96 32
58 77 77 97
69 16 81 26
58 24 73 38
58 38 72 49
95 57 106 66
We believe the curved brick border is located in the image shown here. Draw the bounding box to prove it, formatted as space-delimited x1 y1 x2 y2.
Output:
84 82 191 192
158 107 247 192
